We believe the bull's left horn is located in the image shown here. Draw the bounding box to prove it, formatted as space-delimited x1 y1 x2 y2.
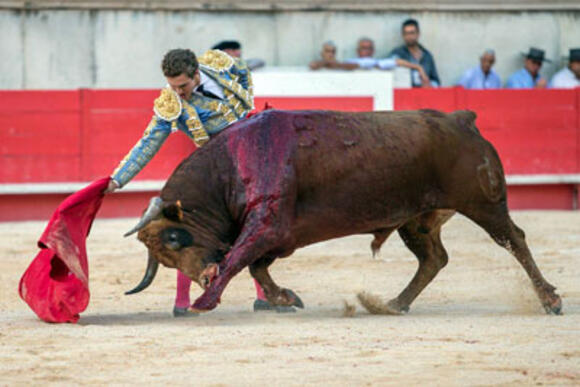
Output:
124 196 163 237
125 252 159 295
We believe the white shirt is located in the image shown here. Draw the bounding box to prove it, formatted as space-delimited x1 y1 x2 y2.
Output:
549 67 580 89
195 69 225 99
344 57 397 70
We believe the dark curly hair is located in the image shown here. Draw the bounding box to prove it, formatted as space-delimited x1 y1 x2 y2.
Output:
161 49 199 78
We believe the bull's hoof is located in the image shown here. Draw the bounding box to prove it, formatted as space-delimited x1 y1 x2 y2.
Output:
357 292 409 315
543 296 563 315
173 306 199 318
283 289 304 309
253 299 296 313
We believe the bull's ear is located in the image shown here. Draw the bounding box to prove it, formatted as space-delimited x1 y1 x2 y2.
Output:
162 200 184 222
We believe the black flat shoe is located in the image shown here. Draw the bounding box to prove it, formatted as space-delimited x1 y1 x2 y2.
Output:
173 306 199 317
253 299 296 313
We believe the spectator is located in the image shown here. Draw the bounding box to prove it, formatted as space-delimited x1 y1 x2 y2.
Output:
309 41 358 70
457 49 501 89
389 19 440 87
345 37 380 69
337 37 430 83
505 47 550 89
549 48 580 88
212 40 265 71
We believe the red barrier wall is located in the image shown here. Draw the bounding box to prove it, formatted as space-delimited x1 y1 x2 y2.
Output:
394 88 580 175
0 88 578 221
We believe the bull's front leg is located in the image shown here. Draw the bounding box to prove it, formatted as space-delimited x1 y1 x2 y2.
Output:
249 255 303 309
190 232 271 311
191 208 296 312
193 149 299 312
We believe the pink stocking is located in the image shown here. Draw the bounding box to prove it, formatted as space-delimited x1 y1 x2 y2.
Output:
254 279 267 301
175 270 192 308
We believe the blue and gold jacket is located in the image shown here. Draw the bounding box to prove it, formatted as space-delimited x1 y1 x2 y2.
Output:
111 50 254 187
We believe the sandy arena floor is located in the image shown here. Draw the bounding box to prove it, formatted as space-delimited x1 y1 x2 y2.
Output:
0 211 579 385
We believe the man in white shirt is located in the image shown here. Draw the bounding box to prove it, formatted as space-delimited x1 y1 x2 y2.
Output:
344 37 430 85
550 48 580 89
457 49 502 89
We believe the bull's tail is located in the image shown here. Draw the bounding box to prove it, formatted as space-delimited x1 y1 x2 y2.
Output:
477 154 505 203
450 110 506 204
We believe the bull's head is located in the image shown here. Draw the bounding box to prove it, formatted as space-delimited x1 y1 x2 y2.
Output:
124 197 229 295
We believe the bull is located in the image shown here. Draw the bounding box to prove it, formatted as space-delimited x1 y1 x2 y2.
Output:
124 109 562 315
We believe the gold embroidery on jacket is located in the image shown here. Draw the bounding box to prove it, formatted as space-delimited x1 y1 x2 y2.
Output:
198 50 235 71
154 88 182 120
182 100 210 147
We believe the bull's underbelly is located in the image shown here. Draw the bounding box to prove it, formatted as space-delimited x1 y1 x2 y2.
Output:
291 188 436 248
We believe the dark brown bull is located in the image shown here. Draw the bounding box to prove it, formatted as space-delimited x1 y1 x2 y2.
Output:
125 109 562 315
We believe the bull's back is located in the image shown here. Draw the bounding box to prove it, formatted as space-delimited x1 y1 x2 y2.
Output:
288 109 479 191
273 109 496 243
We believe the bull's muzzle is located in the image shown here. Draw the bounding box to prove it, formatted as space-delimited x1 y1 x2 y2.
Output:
199 263 220 290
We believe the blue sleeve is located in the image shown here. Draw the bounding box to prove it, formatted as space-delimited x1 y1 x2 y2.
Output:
377 58 397 70
111 116 172 187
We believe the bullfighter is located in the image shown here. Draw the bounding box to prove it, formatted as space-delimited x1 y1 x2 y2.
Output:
106 48 289 316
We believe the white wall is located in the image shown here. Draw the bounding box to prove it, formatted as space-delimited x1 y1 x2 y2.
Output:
1 9 579 89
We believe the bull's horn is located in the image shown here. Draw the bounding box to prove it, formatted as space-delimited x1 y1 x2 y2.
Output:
125 252 159 295
124 196 163 237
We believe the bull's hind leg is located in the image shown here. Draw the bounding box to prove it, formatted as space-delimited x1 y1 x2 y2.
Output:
359 210 454 315
249 255 303 310
464 204 562 314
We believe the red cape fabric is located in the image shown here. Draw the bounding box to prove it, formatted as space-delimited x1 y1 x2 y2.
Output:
19 177 110 323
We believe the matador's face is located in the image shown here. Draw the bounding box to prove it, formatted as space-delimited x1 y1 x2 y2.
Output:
166 70 200 100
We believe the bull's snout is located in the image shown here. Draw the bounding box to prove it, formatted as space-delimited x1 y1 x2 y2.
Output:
199 263 220 290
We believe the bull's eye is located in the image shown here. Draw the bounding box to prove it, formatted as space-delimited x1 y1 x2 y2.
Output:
161 227 194 251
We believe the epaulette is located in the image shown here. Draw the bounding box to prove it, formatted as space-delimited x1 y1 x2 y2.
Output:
198 50 235 72
153 87 182 121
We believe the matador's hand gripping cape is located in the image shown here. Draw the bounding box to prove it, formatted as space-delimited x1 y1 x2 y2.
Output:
19 177 109 323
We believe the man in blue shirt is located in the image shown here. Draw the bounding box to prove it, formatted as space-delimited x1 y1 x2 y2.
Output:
457 49 501 89
389 18 440 87
506 47 550 89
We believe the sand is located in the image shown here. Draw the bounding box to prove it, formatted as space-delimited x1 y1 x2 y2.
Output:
1 211 579 385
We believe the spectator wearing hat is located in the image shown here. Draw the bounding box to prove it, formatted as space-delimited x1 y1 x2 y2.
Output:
457 49 501 89
505 47 550 88
212 40 265 71
550 48 580 88
388 18 440 87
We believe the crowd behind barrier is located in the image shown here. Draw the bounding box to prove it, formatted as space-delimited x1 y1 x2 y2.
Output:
306 19 579 90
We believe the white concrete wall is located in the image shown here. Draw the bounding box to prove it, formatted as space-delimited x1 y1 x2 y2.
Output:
1 9 579 89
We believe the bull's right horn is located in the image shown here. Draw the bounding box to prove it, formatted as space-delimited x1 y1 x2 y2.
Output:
125 251 159 295
124 196 163 237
